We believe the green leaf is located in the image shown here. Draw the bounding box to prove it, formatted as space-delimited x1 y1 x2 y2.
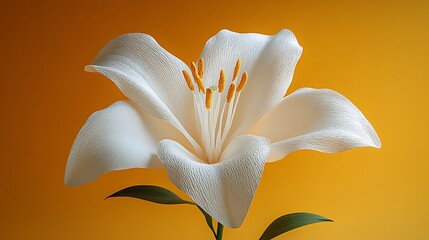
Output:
106 185 194 205
197 206 217 238
107 185 217 238
259 212 333 240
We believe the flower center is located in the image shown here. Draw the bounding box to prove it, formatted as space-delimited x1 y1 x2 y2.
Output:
182 58 248 164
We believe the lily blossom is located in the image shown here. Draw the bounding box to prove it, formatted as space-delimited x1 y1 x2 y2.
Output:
65 29 381 228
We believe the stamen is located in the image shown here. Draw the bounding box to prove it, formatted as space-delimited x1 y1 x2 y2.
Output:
198 58 205 78
195 76 205 93
191 61 205 93
182 70 195 91
236 72 248 92
227 84 236 103
191 62 199 79
205 88 212 109
218 69 225 92
181 58 249 163
232 59 241 81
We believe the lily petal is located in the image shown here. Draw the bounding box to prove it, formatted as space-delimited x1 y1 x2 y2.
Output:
200 29 302 139
250 88 381 162
65 100 187 186
85 33 202 154
158 135 270 228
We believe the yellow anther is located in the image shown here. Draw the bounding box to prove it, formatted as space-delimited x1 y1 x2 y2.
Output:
191 62 205 93
236 72 248 92
205 88 212 109
198 58 205 78
218 69 225 93
232 59 241 81
182 70 195 91
195 76 205 93
227 84 236 103
191 62 199 79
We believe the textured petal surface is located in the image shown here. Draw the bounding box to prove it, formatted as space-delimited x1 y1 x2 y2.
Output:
85 33 201 154
200 29 302 140
65 101 188 186
250 88 381 162
158 135 270 228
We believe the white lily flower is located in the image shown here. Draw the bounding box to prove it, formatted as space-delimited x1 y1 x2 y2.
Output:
65 29 381 228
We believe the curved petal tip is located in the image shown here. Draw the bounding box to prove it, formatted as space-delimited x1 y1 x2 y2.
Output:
158 135 270 228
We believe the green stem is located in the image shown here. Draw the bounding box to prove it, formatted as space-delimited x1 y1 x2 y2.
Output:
216 222 224 240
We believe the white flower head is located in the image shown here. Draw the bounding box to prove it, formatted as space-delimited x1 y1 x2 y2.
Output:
65 29 381 228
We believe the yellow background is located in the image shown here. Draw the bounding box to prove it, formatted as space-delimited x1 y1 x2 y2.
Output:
1 0 428 239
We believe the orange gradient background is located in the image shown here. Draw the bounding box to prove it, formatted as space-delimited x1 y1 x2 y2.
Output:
1 0 428 239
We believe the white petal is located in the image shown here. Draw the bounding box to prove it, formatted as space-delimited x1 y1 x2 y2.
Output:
157 135 270 228
85 33 202 154
250 88 381 162
65 101 188 186
200 29 302 139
